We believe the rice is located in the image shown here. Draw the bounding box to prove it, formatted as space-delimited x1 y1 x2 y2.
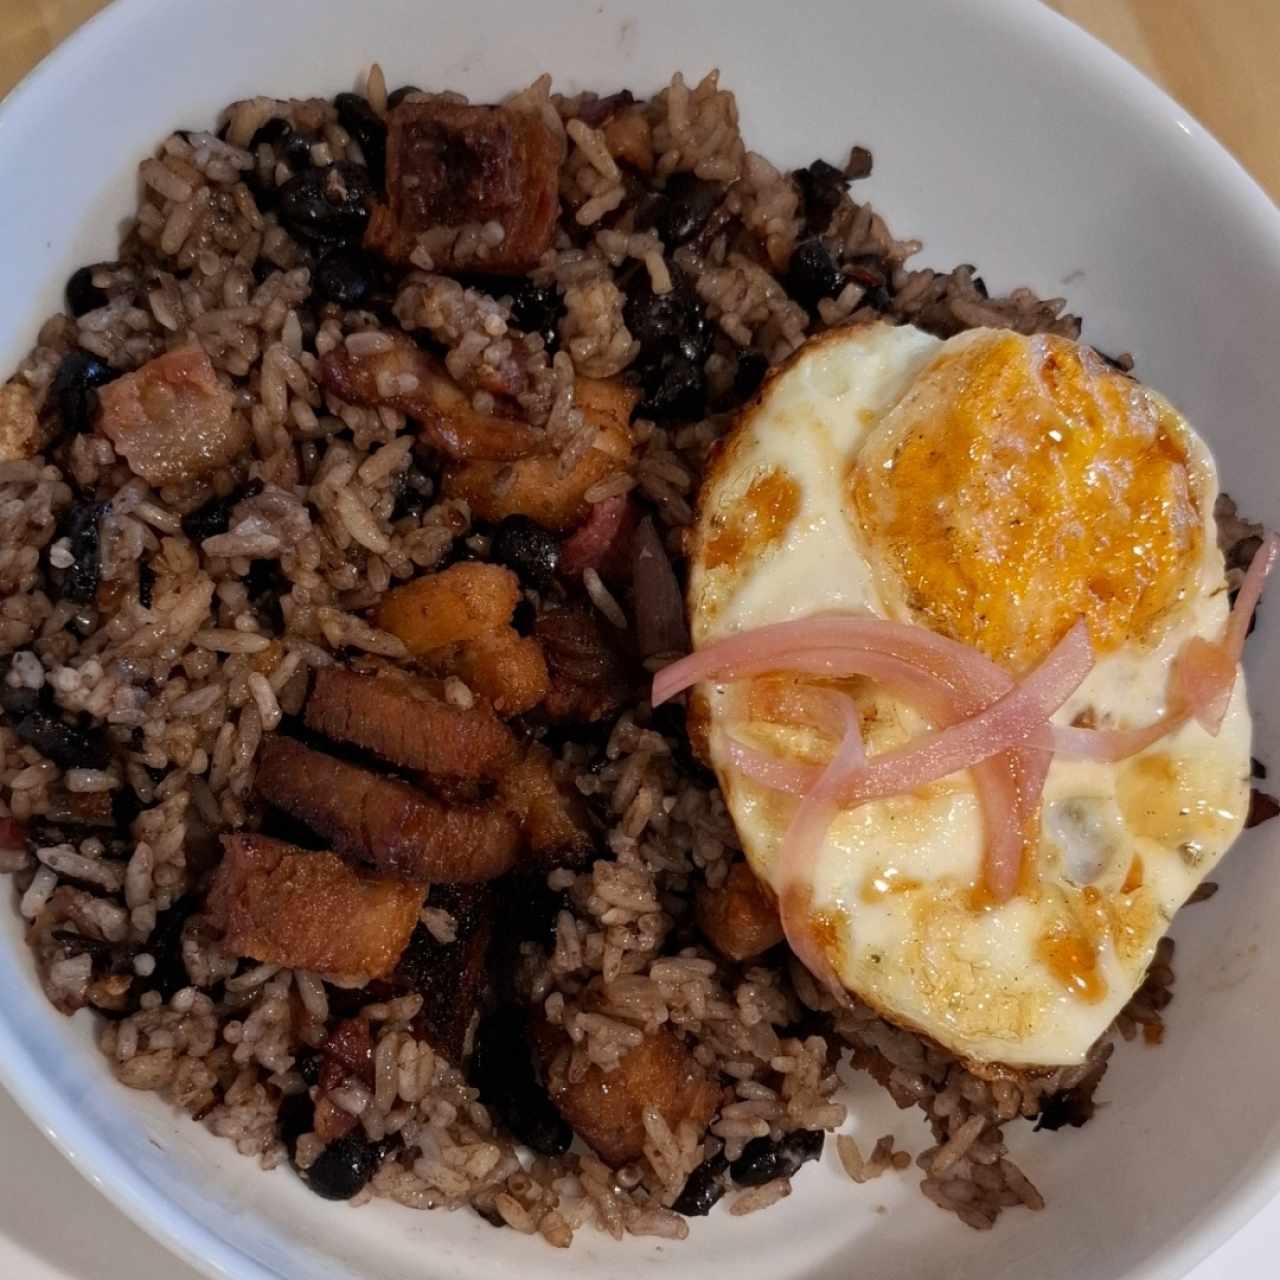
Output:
0 62 1259 1250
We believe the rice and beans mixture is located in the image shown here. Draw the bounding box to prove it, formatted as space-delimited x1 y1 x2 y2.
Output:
0 68 1270 1245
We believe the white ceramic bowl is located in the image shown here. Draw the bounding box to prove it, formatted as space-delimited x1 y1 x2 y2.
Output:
2 1 1279 1277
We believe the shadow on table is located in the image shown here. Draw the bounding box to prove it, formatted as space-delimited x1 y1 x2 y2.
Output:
0 1086 203 1279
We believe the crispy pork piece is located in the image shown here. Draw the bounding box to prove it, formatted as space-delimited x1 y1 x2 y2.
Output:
695 862 785 962
532 1022 721 1166
497 743 594 866
319 334 544 461
535 604 635 722
428 627 550 717
254 736 521 882
304 662 518 780
96 345 245 484
210 833 424 979
375 561 520 657
443 377 636 532
364 100 562 274
394 883 494 1064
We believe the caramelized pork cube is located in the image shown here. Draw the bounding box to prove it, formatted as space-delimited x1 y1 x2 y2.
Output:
535 604 635 722
533 1022 721 1166
695 862 785 962
304 663 518 779
364 100 562 274
96 345 245 484
428 627 550 717
210 834 424 979
498 743 594 866
255 736 521 883
443 377 636 531
375 561 520 657
319 334 544 460
394 883 494 1064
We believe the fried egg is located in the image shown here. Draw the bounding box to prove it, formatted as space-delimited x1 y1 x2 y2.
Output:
688 321 1251 1068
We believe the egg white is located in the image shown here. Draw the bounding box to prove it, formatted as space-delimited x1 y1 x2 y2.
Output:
688 321 1251 1068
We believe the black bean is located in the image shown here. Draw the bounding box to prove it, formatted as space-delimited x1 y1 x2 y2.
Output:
624 267 711 420
732 350 769 400
137 562 155 610
470 1006 573 1157
637 350 706 421
249 116 292 151
50 351 117 436
245 558 287 633
390 462 431 522
51 501 107 605
335 93 388 191
673 1152 729 1216
729 1128 824 1187
1034 1085 1098 1132
0 657 41 719
386 85 422 110
296 1049 323 1088
241 164 280 216
785 238 846 311
511 597 537 638
299 1133 384 1201
180 478 263 545
111 786 144 831
313 248 376 308
474 1204 507 1229
144 894 201 1000
490 515 560 590
65 265 108 317
282 129 319 171
623 269 711 367
13 710 108 771
792 159 851 235
506 280 563 352
278 162 374 245
277 1089 315 1159
652 173 725 246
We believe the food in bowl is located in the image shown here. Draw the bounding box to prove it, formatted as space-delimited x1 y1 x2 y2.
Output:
0 65 1272 1246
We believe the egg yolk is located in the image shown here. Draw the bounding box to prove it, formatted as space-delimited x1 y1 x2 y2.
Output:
849 331 1202 671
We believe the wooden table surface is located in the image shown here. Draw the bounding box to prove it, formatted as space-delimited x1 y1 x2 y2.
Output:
1 0 1277 202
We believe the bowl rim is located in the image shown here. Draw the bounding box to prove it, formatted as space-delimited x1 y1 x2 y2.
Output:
2 1 1280 1277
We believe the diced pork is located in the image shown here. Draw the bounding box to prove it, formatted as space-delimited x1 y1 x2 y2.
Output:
209 833 424 979
443 377 636 532
535 604 635 722
498 743 594 866
254 736 522 883
364 100 562 274
428 627 550 717
695 861 784 962
394 883 494 1064
304 662 518 779
96 345 245 484
375 561 520 656
533 1022 721 1166
319 334 544 460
